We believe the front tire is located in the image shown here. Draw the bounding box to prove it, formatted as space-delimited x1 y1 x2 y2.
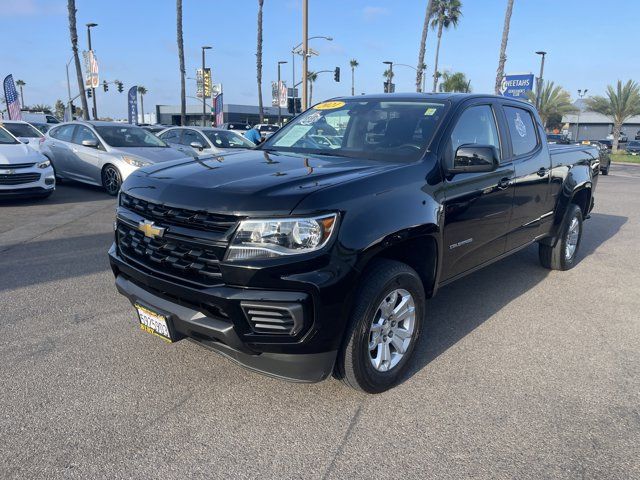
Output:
101 164 122 196
336 259 425 393
539 204 583 270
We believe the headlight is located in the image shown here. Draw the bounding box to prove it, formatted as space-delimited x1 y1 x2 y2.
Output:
122 155 151 168
37 159 51 169
226 214 338 260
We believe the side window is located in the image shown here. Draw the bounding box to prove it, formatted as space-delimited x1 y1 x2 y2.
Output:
74 126 99 145
182 129 207 147
159 129 180 142
450 105 501 159
51 125 75 142
504 106 538 156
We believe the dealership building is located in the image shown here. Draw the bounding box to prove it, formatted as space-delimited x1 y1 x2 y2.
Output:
562 101 640 141
154 104 292 126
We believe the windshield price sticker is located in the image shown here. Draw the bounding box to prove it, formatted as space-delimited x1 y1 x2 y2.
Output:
425 108 437 116
300 111 322 125
314 101 345 110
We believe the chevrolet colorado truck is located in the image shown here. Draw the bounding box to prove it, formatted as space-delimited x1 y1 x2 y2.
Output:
109 94 599 393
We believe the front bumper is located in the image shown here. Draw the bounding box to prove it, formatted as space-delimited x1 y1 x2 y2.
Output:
109 245 339 382
0 166 55 198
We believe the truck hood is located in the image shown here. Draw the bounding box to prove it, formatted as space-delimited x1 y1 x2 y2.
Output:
122 149 399 215
113 146 190 163
0 143 43 165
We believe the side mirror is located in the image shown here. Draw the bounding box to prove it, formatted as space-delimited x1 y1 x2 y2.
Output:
18 137 30 144
449 145 499 174
82 139 99 148
190 141 204 151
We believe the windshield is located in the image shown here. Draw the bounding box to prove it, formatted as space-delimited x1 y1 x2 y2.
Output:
203 130 255 149
3 122 43 138
0 127 19 144
32 123 51 134
262 99 448 161
94 125 168 148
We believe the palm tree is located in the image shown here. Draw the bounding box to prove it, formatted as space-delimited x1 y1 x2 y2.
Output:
525 81 577 129
349 59 359 96
430 0 462 92
67 0 89 120
307 71 318 105
256 0 264 122
176 0 186 125
383 69 395 93
15 80 26 106
585 80 640 151
494 0 515 95
415 0 434 92
439 71 471 92
137 86 147 123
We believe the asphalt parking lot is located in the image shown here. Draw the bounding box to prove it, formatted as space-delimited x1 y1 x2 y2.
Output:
1 165 639 479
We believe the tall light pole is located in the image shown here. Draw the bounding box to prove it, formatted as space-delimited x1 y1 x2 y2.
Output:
394 63 427 92
86 23 98 119
301 0 309 111
277 61 287 125
291 35 332 115
575 88 588 142
535 50 547 110
383 61 393 93
201 45 212 126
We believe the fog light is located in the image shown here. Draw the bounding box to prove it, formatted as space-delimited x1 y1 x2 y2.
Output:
45 178 55 185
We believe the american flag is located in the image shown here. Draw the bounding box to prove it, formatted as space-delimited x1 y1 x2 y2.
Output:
214 93 224 127
3 75 22 120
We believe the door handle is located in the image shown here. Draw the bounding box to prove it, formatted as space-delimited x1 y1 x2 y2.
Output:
497 177 511 190
537 167 548 177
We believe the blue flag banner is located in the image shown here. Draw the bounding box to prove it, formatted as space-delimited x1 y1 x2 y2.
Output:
500 74 535 99
128 86 138 124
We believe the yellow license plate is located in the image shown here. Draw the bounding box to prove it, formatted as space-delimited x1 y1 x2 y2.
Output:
135 303 173 342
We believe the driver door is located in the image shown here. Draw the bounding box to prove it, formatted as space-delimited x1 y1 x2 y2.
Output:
441 102 516 281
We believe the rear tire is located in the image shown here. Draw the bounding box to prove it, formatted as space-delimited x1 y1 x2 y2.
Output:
539 204 583 270
336 259 425 393
601 166 609 175
101 164 122 196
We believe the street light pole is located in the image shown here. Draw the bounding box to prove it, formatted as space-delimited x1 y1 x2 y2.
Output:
575 88 588 142
301 0 309 111
291 36 332 115
535 50 547 110
201 45 212 127
277 61 287 125
383 61 393 93
86 23 98 119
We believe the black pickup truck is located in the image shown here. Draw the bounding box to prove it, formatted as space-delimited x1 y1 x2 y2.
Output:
109 94 599 393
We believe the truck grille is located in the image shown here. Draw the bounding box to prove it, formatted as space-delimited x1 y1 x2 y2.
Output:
120 193 238 234
241 303 303 335
0 172 40 185
116 222 224 286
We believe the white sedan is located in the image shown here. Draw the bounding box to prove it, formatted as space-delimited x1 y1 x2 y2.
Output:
0 124 55 199
1 120 44 152
157 126 256 158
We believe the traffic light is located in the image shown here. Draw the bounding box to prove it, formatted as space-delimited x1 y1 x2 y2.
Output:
86 88 92 98
103 81 109 92
116 81 123 93
334 67 340 82
71 104 76 114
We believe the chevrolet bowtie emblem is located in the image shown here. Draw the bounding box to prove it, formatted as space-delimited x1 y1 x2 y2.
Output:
138 220 165 239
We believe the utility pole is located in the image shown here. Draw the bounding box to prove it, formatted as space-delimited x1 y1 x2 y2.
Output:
86 23 98 119
301 0 309 111
575 89 588 141
277 61 287 125
535 51 547 110
202 45 212 127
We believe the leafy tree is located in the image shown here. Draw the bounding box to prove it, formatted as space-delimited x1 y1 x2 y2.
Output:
526 81 577 129
176 0 186 125
585 80 640 151
430 0 462 92
439 71 471 92
415 0 434 92
55 99 65 119
256 0 264 122
28 104 53 113
494 0 514 95
349 59 359 96
67 0 89 119
137 86 147 123
15 79 26 105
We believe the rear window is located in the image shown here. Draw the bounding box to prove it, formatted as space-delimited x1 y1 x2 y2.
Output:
504 106 538 156
3 122 43 138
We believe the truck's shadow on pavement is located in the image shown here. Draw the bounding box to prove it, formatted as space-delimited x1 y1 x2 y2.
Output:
403 212 627 382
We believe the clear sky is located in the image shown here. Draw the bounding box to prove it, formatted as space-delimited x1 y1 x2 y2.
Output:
3 0 639 118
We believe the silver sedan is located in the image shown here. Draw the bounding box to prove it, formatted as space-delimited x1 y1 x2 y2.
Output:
157 126 256 158
40 121 192 195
